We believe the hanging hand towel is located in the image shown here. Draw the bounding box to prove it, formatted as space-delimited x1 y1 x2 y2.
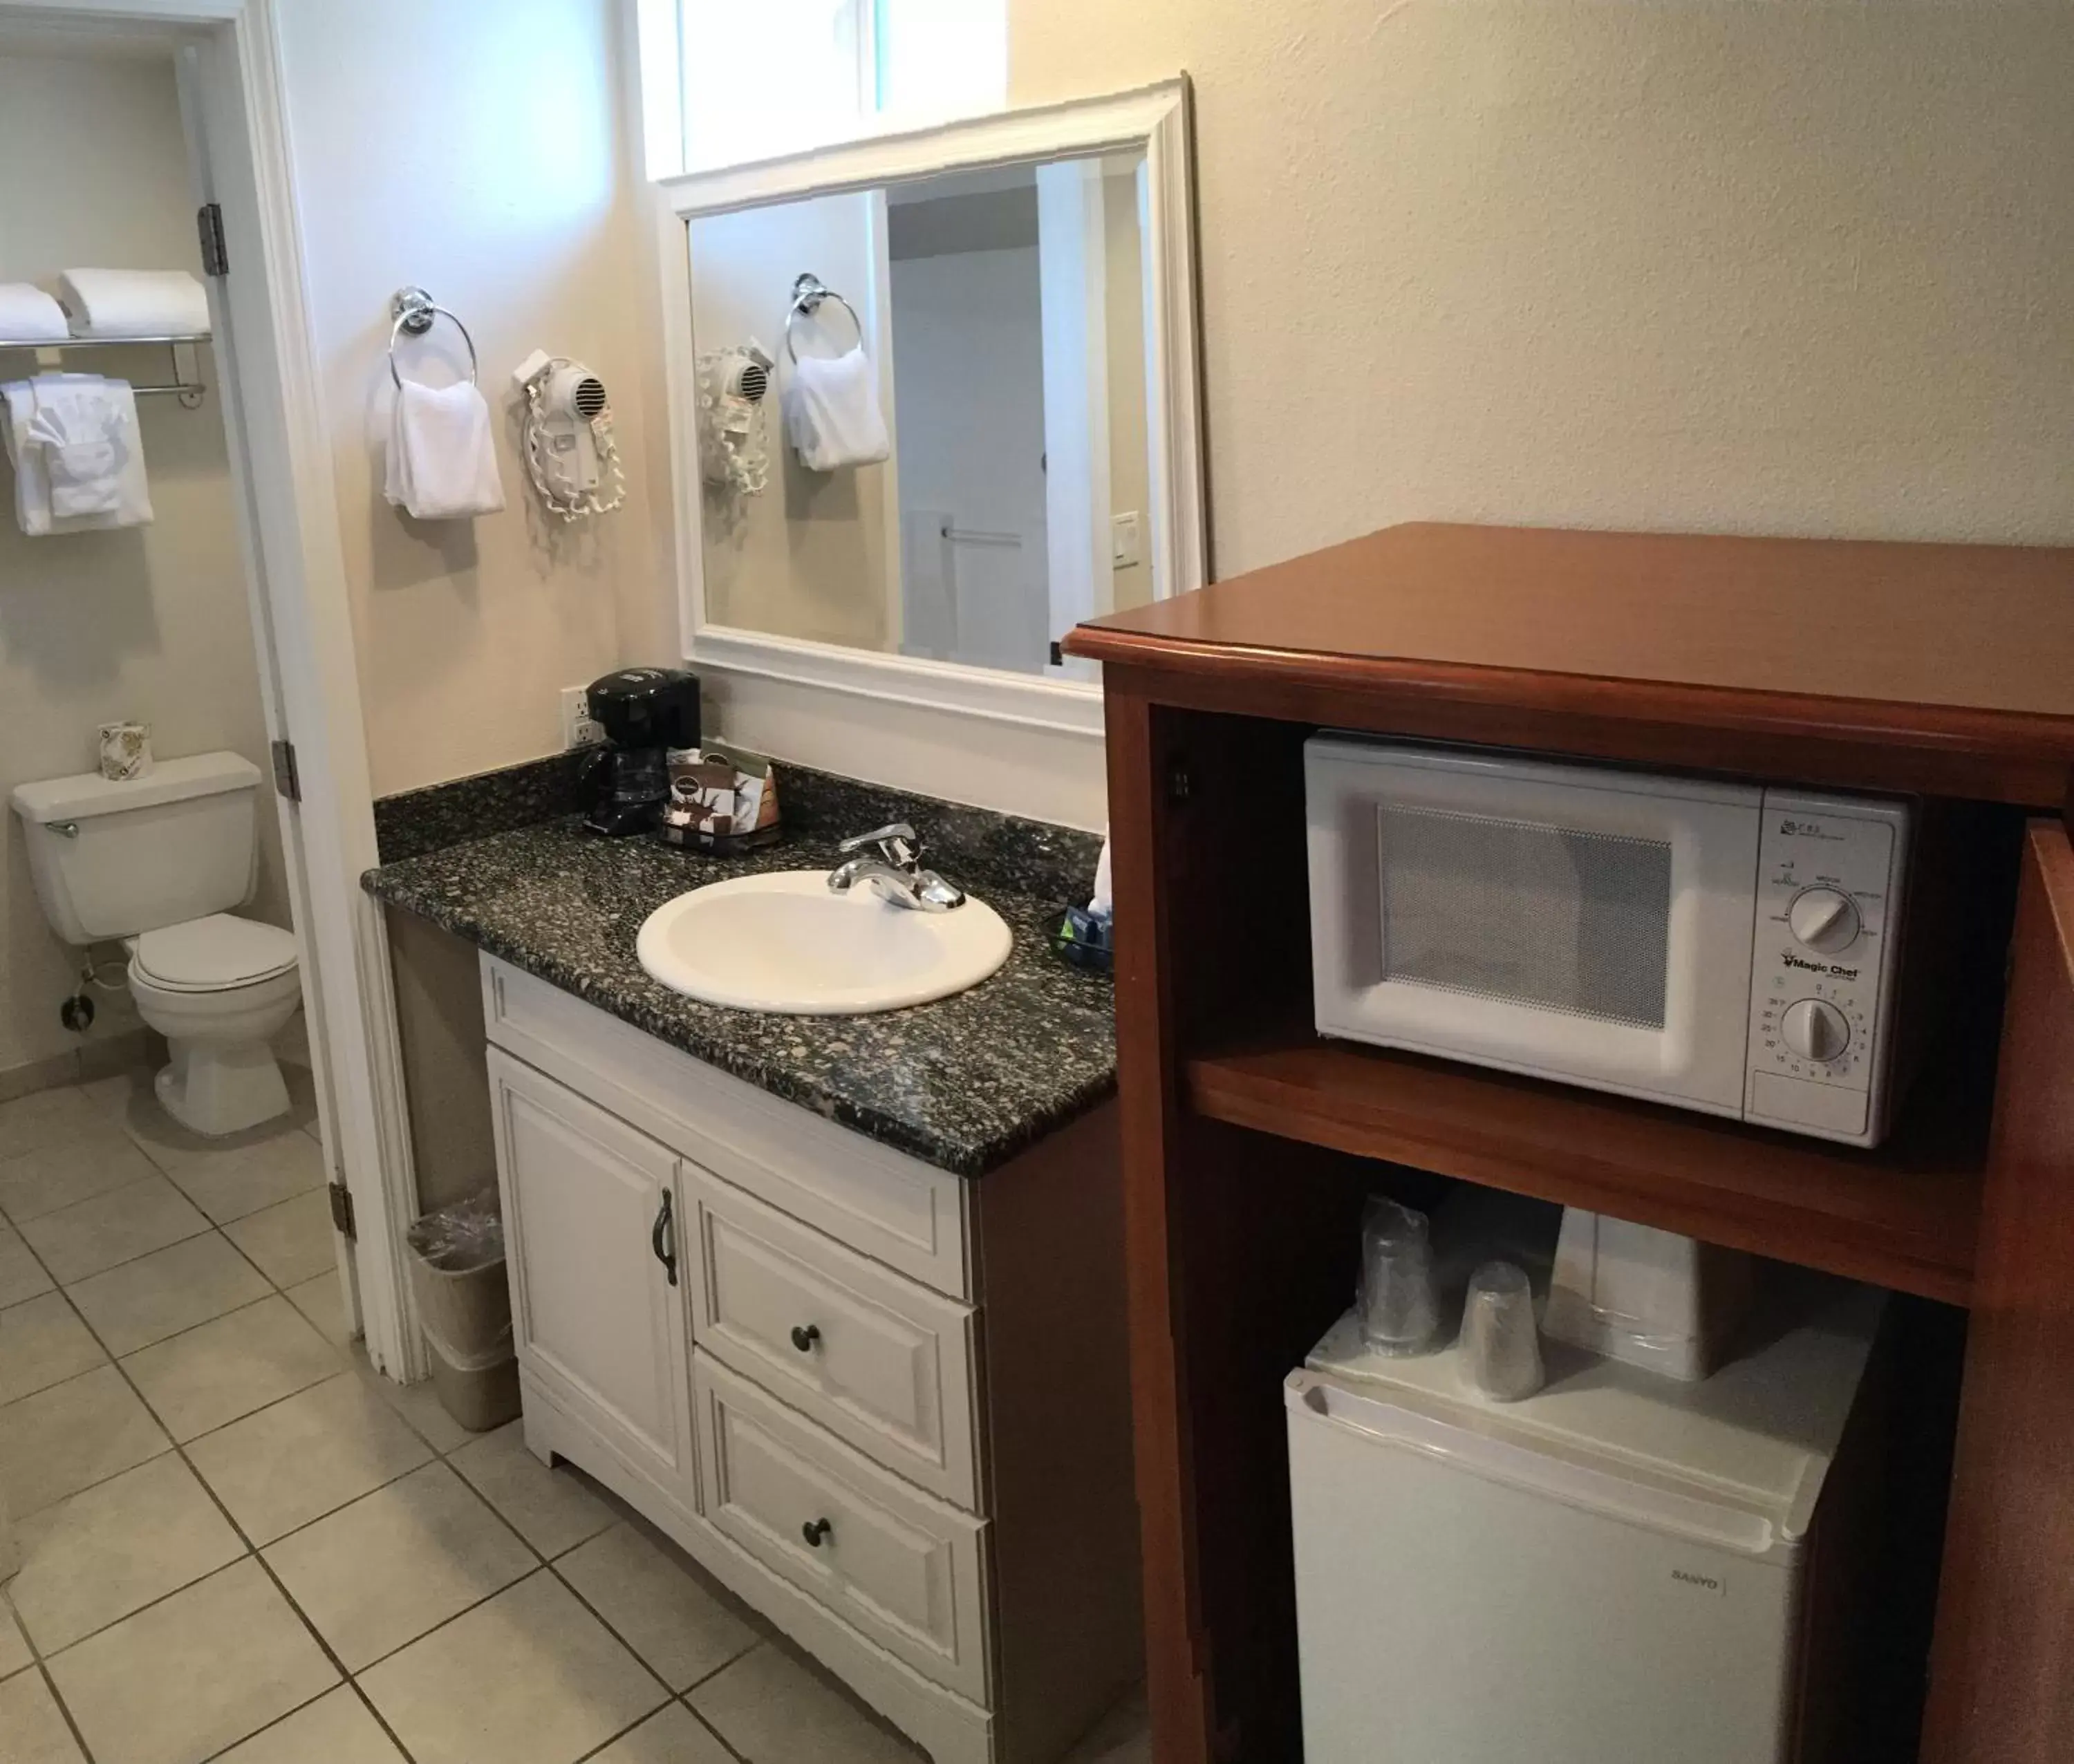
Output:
29 378 128 516
55 269 210 340
0 284 68 342
1 373 153 536
384 379 505 520
782 346 890 472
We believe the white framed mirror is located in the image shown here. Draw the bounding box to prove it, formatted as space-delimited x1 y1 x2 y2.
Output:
657 81 1202 761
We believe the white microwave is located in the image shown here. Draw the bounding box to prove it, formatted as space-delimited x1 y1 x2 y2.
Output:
1305 737 1913 1147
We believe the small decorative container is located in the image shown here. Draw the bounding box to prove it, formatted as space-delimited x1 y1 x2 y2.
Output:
98 720 151 782
655 743 784 854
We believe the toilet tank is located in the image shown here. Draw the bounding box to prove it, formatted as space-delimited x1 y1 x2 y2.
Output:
10 753 263 945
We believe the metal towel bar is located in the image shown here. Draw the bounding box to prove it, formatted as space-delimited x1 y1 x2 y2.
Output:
0 334 210 409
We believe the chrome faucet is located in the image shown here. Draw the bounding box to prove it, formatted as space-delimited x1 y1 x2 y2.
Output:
826 823 966 912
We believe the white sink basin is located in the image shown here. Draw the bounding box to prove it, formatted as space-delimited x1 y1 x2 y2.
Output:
636 870 1013 1015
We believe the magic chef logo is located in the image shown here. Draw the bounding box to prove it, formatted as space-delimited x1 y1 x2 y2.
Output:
1784 952 1859 979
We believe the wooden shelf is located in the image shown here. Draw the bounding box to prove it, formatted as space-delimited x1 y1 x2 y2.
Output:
1186 1029 1986 1306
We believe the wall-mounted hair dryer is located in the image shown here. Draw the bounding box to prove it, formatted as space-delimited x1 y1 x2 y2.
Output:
513 348 626 520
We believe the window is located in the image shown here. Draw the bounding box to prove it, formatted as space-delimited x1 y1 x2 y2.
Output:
649 0 1007 178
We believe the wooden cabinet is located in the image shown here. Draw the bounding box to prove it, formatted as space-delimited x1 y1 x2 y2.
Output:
487 1047 693 1500
1921 825 2074 1761
1065 523 2074 1764
481 959 1139 1764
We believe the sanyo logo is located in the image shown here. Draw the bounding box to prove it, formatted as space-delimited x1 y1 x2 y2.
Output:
1672 1568 1726 1597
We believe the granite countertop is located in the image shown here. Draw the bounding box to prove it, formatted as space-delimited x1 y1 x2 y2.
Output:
363 778 1116 1177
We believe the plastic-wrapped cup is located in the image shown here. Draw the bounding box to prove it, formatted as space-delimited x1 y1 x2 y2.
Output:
1358 1197 1439 1355
1459 1260 1545 1402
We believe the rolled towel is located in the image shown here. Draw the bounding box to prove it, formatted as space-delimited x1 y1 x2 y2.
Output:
56 268 210 339
0 284 69 342
384 378 505 520
782 346 890 472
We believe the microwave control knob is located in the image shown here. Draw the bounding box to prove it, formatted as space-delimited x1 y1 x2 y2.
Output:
1788 888 1860 954
1782 998 1851 1063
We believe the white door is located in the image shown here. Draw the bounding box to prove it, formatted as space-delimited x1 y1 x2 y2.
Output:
488 1049 693 1492
172 28 409 1372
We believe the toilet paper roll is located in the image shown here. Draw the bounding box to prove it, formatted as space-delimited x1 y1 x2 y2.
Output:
98 720 151 782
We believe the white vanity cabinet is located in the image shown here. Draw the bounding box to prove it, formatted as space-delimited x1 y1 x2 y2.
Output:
479 957 1138 1764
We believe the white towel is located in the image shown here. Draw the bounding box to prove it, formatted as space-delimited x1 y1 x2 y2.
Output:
0 284 68 342
782 346 890 472
28 378 127 517
384 379 505 520
2 374 153 536
56 268 210 339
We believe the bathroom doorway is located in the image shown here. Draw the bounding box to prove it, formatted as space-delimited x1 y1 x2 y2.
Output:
0 1 412 1388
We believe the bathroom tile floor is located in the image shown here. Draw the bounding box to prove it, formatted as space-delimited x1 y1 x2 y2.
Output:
0 1071 1149 1764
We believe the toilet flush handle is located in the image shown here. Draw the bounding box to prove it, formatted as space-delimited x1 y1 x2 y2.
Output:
46 822 78 838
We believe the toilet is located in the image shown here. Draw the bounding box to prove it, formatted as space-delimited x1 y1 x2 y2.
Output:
10 751 302 1137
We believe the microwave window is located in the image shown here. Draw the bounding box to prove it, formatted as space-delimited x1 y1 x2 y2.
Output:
1374 807 1672 1029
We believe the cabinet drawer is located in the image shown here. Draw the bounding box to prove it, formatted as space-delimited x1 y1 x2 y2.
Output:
685 1165 980 1510
693 1353 990 1705
483 959 969 1299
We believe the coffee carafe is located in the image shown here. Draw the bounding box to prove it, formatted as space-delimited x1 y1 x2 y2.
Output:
582 668 700 837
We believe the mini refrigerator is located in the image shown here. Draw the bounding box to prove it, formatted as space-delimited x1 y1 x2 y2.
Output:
1286 1279 1885 1763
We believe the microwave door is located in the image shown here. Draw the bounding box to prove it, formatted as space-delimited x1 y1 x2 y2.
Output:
1305 742 1762 1118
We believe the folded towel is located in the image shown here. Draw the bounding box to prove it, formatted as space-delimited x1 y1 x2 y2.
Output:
1 373 153 536
28 378 127 517
384 378 505 520
0 284 68 342
56 268 210 339
782 346 890 472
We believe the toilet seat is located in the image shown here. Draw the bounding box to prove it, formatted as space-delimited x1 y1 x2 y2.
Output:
129 914 298 993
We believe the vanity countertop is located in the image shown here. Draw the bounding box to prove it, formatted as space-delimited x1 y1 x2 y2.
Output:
362 812 1116 1177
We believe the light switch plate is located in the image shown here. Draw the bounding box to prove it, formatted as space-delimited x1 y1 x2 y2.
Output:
1112 510 1142 569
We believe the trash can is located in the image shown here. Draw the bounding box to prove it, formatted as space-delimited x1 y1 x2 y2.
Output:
405 1190 521 1432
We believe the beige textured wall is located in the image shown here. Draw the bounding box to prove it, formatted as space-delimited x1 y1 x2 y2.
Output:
1011 1 2074 572
277 0 665 797
384 908 496 1214
0 50 288 1078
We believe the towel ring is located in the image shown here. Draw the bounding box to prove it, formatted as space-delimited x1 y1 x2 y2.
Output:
785 273 863 364
389 285 479 389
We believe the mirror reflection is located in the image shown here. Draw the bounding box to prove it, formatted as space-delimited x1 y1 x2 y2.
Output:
688 150 1159 676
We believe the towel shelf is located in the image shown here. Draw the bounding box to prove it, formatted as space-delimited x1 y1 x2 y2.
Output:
0 333 211 409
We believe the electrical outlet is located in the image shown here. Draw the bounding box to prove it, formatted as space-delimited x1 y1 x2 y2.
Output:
561 686 604 751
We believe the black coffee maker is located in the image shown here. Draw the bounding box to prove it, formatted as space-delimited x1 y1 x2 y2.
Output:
583 667 700 836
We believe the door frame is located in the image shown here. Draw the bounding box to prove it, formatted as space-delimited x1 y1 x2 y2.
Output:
8 0 424 1380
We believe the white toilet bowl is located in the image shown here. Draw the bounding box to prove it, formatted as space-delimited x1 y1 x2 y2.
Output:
125 914 301 1136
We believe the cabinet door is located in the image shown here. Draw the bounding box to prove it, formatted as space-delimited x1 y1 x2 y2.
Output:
488 1048 693 1492
1923 824 2074 1761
